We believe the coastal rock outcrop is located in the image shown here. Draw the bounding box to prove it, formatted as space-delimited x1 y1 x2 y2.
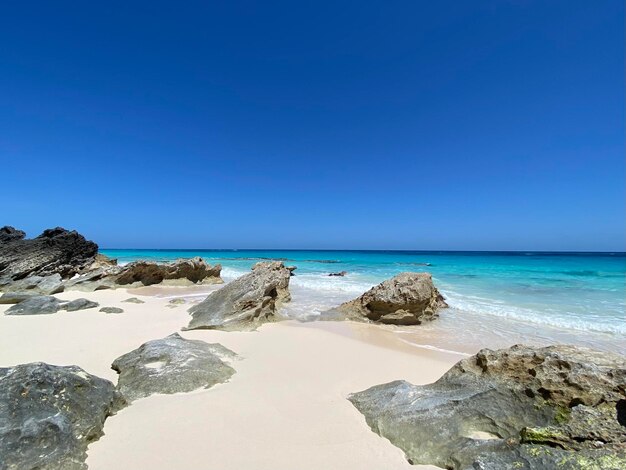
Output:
0 362 124 470
0 227 98 285
186 261 291 331
63 298 99 311
336 272 447 325
100 307 123 314
115 257 222 286
348 344 626 469
5 295 63 315
0 292 36 304
111 333 237 402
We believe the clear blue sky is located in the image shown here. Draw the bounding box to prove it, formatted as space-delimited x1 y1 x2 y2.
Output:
1 1 624 250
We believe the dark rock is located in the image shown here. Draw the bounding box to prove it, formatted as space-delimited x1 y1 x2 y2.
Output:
63 298 99 312
186 261 291 331
111 333 237 402
0 226 25 244
0 227 98 284
115 257 222 286
0 292 36 304
0 362 124 470
122 297 145 304
99 307 124 314
348 344 626 469
335 272 447 325
5 295 63 315
328 271 348 277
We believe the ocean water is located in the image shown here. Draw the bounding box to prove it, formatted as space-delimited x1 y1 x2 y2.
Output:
102 249 626 354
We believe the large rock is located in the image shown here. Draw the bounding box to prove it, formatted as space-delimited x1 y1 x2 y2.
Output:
348 344 626 469
115 257 222 286
111 333 237 402
4 295 63 315
63 298 99 312
0 227 98 285
3 273 65 295
186 261 291 331
0 362 124 470
336 272 447 325
0 292 36 304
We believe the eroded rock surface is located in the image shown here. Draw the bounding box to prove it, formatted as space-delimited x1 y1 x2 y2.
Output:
111 333 237 402
348 344 626 469
336 272 447 325
0 362 124 470
63 298 99 312
5 295 63 315
115 257 222 286
186 261 291 331
0 227 98 285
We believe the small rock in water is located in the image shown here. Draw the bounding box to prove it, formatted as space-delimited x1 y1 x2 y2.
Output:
63 298 99 311
5 295 63 315
328 271 348 277
122 297 145 304
0 291 36 304
111 332 237 402
100 306 124 314
0 362 124 470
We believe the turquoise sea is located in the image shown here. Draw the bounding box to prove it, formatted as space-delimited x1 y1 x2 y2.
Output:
102 249 626 354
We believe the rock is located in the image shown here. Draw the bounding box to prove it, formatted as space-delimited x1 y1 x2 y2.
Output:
348 344 626 470
328 271 348 277
0 362 124 470
122 297 145 304
115 257 222 286
4 273 66 295
0 292 36 304
169 298 186 305
0 227 98 285
88 253 118 269
111 333 237 402
336 272 447 325
63 298 99 312
100 307 124 314
5 295 63 315
62 267 119 292
286 265 297 276
186 261 291 331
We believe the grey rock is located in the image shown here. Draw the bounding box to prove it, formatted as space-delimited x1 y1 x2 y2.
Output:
348 344 626 469
111 333 237 402
62 267 119 292
3 273 65 295
328 271 348 277
169 298 186 305
63 298 99 312
5 295 63 315
186 261 291 331
0 362 124 470
0 292 36 304
115 257 222 286
99 307 124 314
122 297 145 304
336 272 447 325
0 227 98 285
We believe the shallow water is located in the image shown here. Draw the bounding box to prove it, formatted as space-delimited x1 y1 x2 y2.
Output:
102 249 626 354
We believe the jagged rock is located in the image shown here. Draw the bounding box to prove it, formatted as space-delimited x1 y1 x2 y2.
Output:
111 333 237 402
286 265 297 276
122 297 145 304
3 273 66 295
0 362 124 470
5 295 63 315
100 307 124 314
186 261 291 331
62 267 119 292
348 344 626 470
87 253 118 270
63 298 99 312
0 292 36 304
335 272 447 325
115 257 222 286
329 271 348 277
0 227 98 285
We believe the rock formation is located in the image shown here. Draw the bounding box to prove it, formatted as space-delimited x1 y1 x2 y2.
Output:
4 295 63 315
186 261 291 331
348 344 626 469
115 257 222 286
111 333 237 402
336 272 447 325
63 298 99 312
0 227 98 285
0 362 124 470
100 307 124 314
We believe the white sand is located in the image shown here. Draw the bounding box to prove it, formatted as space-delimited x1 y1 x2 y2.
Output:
0 288 463 470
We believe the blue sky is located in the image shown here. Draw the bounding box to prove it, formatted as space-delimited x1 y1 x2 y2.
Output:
1 1 623 250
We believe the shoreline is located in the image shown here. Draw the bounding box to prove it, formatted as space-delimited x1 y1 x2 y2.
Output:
0 287 459 470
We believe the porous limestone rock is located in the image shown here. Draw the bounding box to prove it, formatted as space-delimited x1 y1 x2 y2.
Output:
348 344 626 469
0 362 124 470
186 261 291 331
111 333 237 402
115 257 222 286
336 272 447 325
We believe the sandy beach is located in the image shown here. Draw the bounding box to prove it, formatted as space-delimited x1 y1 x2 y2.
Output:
0 287 462 470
